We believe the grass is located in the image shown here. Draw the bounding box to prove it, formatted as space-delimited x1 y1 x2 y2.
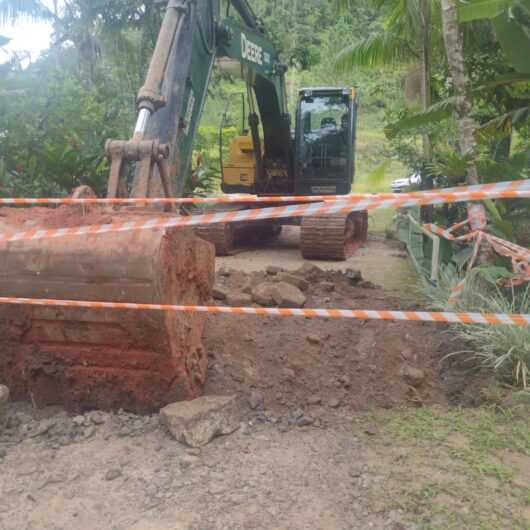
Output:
354 123 406 194
353 120 406 232
356 406 530 529
454 284 530 389
424 268 530 390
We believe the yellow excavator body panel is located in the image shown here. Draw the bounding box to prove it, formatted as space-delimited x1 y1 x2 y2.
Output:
222 134 258 189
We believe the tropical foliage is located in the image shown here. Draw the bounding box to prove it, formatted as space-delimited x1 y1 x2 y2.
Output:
0 0 401 198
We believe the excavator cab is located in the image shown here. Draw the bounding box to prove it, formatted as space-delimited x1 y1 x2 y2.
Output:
220 87 358 197
294 87 358 196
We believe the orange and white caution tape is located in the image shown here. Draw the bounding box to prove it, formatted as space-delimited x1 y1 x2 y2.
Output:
0 296 528 326
487 233 530 262
1 188 529 244
0 179 528 205
422 219 530 304
448 279 468 305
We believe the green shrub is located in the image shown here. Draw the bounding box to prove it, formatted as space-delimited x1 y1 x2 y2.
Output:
424 266 530 389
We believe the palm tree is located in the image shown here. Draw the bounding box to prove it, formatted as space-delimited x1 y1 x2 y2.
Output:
440 0 479 186
332 0 440 163
0 0 55 25
0 1 103 85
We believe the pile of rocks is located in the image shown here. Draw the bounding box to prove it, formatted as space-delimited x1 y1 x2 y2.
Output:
0 404 159 449
213 265 326 309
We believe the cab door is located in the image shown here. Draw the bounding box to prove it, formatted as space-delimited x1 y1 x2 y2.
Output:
294 89 357 196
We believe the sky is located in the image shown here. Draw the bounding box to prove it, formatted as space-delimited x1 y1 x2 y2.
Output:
0 1 57 61
1 20 52 59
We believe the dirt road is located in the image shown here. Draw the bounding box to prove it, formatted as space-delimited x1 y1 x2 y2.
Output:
0 233 430 530
218 226 420 301
0 402 403 530
2 230 528 530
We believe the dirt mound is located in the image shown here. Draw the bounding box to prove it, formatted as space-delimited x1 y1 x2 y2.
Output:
204 264 446 414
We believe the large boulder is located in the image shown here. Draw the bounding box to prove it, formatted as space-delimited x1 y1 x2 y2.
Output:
275 272 309 292
272 282 306 308
252 281 306 308
0 385 9 428
251 282 277 306
160 395 240 447
226 292 253 307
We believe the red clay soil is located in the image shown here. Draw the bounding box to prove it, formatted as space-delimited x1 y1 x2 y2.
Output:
204 266 447 413
0 205 447 414
0 206 215 413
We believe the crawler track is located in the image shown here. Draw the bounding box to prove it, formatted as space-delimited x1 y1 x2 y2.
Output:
195 222 235 256
300 211 368 260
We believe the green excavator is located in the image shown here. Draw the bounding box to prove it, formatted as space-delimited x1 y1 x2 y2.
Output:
0 0 369 412
107 0 367 260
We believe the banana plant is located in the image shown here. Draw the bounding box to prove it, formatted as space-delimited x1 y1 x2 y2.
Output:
458 0 530 74
332 0 442 163
385 73 530 139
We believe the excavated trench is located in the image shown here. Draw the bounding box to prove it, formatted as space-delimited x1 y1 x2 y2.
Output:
0 206 456 415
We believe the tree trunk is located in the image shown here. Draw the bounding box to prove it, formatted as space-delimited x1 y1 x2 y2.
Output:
440 0 479 186
419 0 434 221
441 0 488 244
419 0 432 162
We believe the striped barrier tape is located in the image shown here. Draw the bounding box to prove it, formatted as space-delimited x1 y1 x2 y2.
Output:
487 233 530 262
422 219 530 304
1 188 529 244
423 221 530 261
0 179 528 205
448 278 468 304
0 296 528 326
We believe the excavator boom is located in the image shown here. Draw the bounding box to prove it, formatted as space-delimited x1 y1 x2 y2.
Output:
106 0 291 200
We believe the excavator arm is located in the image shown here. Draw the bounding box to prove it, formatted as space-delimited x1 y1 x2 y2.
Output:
105 0 291 199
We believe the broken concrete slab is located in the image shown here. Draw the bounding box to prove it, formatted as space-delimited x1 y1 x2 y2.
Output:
160 395 240 447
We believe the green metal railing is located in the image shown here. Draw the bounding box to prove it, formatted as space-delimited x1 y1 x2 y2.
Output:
396 207 454 284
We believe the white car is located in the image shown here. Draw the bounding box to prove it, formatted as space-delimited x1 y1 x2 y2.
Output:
391 173 422 193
